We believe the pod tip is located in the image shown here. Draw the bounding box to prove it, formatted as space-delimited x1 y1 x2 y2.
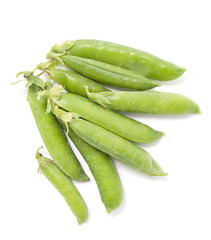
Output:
154 171 168 177
77 219 85 225
106 208 112 214
157 131 165 139
196 107 202 114
81 175 90 182
180 67 187 75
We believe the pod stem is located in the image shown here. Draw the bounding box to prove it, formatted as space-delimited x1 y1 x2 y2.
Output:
53 104 80 134
35 146 53 170
53 105 73 134
45 77 54 90
35 60 59 79
46 41 75 64
37 85 80 130
14 71 45 88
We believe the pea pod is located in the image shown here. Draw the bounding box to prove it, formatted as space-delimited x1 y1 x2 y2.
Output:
37 61 110 97
22 73 88 181
86 90 201 115
59 121 123 213
59 116 167 176
35 147 88 225
47 40 186 81
41 86 164 143
48 55 160 90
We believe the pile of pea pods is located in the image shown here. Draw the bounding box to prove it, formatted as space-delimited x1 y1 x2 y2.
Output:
16 39 200 224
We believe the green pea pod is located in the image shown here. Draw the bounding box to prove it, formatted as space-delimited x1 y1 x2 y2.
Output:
42 86 164 143
66 118 167 176
37 61 110 97
52 55 160 90
35 148 88 225
47 40 186 81
86 90 201 115
60 122 123 213
25 76 88 181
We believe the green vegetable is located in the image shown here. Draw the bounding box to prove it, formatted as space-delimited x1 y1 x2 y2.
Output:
35 147 88 225
40 86 164 143
61 123 123 213
86 90 201 114
21 72 88 181
47 40 186 81
37 61 110 97
47 55 160 90
57 115 167 176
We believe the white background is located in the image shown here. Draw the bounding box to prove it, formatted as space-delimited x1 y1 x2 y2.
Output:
1 0 211 239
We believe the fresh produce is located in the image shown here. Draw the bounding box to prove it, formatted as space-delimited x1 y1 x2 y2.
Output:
39 86 164 143
47 39 186 81
15 38 200 224
61 123 123 213
19 72 88 181
54 107 167 176
36 147 88 225
45 55 160 90
86 89 201 114
37 61 110 97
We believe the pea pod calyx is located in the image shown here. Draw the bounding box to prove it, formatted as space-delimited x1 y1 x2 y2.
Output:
36 60 59 74
14 71 45 88
46 41 74 64
37 85 64 113
85 86 112 108
36 146 53 169
53 104 80 134
37 85 81 130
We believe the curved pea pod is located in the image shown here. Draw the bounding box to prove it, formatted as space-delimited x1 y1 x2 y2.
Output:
67 118 167 176
54 55 160 90
86 90 201 115
37 61 110 97
44 86 164 143
62 124 123 213
47 40 186 81
27 82 88 181
36 148 88 225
